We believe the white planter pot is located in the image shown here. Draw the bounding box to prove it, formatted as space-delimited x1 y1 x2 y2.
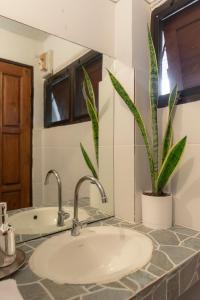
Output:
89 182 101 208
142 193 172 230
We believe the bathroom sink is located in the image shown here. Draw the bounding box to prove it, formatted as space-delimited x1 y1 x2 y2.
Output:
29 226 153 284
9 207 89 235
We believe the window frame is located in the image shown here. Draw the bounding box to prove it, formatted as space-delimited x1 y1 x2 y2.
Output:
44 67 71 128
44 50 102 128
73 51 102 122
151 0 200 108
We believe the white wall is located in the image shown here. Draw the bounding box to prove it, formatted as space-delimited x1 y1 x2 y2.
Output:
0 0 115 57
159 100 200 230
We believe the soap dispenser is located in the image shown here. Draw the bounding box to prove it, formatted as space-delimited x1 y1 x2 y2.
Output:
0 202 16 267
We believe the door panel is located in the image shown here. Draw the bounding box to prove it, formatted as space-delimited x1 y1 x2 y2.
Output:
2 191 21 211
0 60 32 210
2 134 20 184
3 74 20 126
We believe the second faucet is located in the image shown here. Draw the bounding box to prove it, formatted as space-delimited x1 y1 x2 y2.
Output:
45 170 70 226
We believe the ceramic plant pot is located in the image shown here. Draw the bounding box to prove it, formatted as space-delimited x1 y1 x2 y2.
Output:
89 182 101 208
141 193 172 230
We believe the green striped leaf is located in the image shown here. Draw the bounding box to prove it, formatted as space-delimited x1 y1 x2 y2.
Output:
108 69 157 193
148 26 159 177
82 67 99 166
80 143 98 179
168 84 178 113
156 136 187 193
162 85 178 162
82 66 96 107
86 98 99 164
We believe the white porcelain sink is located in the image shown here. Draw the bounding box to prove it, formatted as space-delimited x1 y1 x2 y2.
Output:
9 207 89 235
29 226 153 284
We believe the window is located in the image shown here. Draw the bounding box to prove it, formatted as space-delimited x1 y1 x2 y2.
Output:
44 68 71 127
44 51 102 128
74 53 102 120
151 0 200 107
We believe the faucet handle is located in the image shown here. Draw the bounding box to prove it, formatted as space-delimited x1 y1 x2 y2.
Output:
57 210 70 227
71 219 87 236
71 219 81 236
79 220 87 229
63 211 70 220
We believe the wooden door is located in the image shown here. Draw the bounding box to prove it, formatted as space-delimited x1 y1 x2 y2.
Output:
0 60 32 210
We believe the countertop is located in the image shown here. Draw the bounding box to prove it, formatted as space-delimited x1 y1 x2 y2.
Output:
9 217 200 300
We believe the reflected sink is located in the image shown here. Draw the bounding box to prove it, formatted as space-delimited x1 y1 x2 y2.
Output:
29 226 153 284
9 207 89 235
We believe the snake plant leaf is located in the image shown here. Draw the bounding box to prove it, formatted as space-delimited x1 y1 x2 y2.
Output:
148 26 159 177
85 98 99 165
108 69 157 193
80 143 98 179
162 85 178 162
82 67 99 165
156 136 187 193
168 84 178 113
82 66 96 108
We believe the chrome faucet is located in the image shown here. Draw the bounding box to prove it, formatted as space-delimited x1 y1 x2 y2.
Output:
45 170 70 226
71 176 107 236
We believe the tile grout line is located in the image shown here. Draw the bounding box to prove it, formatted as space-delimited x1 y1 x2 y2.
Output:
39 282 56 300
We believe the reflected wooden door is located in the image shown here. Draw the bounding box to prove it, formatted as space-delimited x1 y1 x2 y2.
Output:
0 60 32 210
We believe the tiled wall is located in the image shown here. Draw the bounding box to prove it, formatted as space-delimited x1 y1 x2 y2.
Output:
114 61 135 222
159 101 200 230
133 0 151 222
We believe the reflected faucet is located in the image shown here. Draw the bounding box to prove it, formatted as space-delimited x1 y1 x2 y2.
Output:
45 169 70 226
71 176 107 236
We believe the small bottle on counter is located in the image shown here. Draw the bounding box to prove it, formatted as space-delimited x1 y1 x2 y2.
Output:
0 202 16 267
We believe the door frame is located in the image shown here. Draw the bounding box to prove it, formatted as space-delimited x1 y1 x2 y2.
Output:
0 58 34 207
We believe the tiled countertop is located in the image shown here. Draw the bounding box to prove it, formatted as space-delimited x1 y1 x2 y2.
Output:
10 218 200 300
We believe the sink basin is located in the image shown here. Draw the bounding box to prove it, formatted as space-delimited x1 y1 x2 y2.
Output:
9 207 89 235
29 226 153 284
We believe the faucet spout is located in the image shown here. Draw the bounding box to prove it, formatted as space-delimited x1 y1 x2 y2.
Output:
71 176 107 236
45 169 70 226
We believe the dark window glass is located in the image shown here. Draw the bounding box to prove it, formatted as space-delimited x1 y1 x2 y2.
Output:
44 51 102 127
152 0 200 106
44 68 70 128
73 53 102 120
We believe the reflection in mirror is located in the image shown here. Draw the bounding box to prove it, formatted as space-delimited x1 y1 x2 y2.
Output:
0 16 114 243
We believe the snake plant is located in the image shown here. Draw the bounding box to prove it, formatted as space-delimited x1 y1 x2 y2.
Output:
80 67 98 179
108 27 187 196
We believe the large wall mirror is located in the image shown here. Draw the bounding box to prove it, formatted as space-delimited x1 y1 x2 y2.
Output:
0 16 114 243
